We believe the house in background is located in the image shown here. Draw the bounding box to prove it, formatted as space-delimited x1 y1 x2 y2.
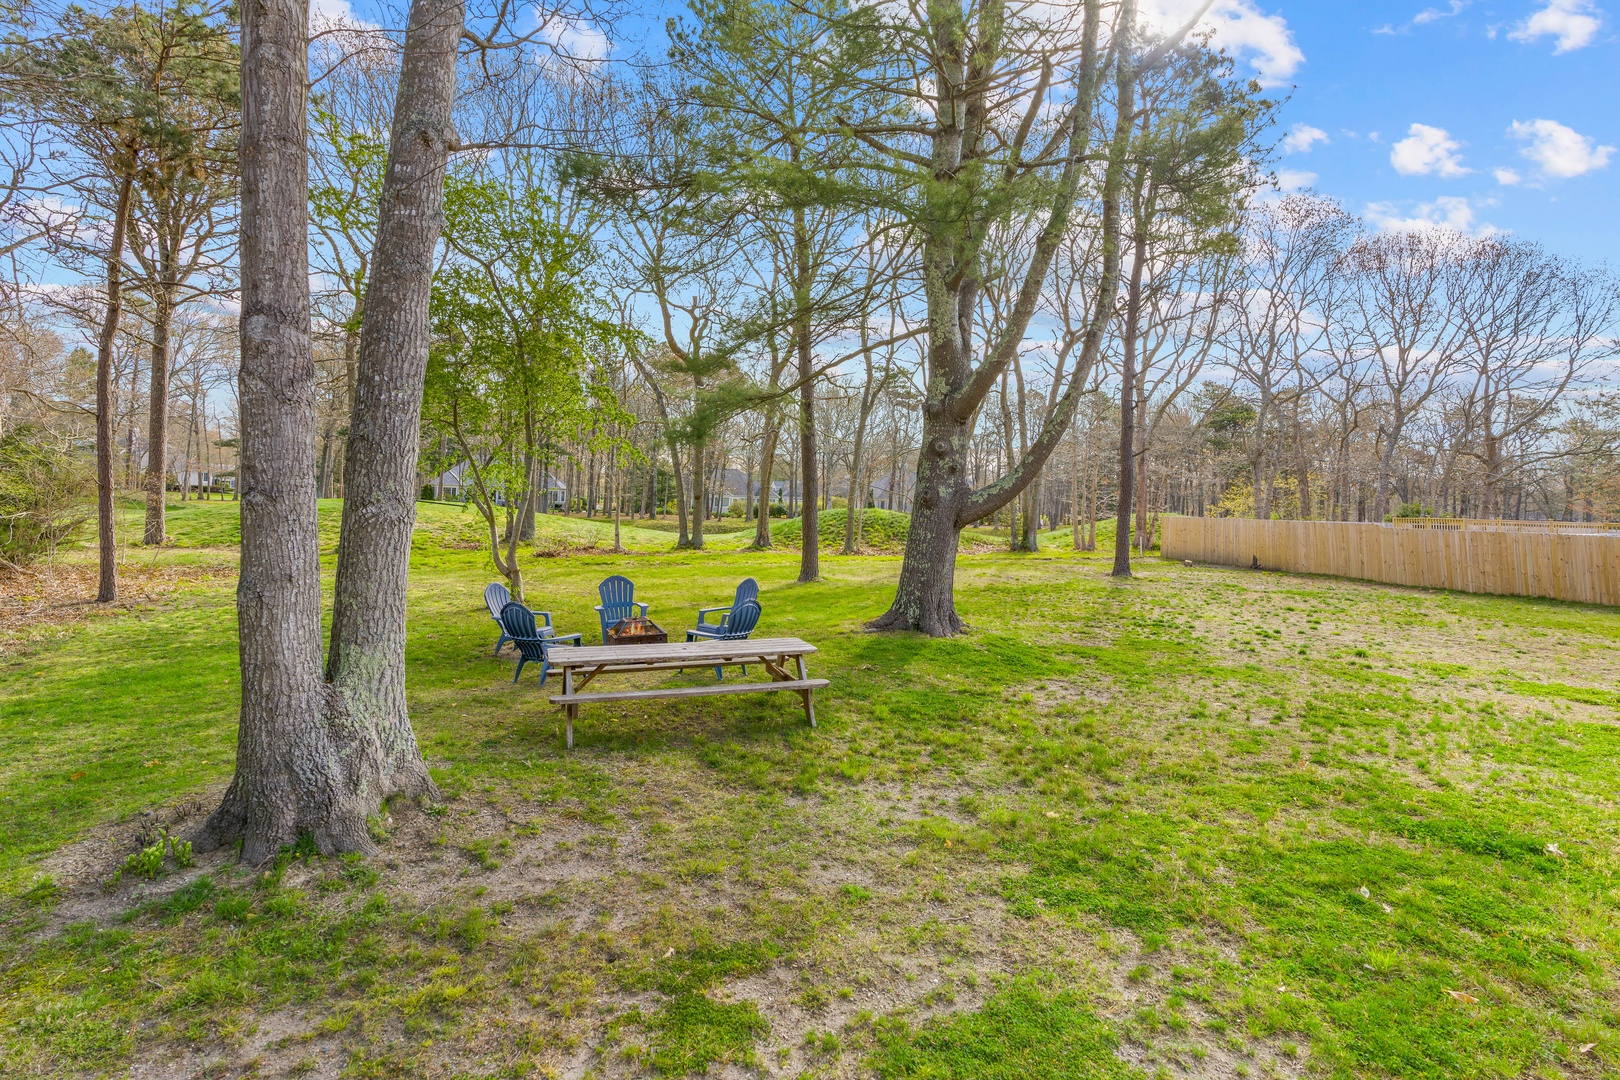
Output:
175 470 231 492
426 462 566 508
709 470 793 515
867 472 913 512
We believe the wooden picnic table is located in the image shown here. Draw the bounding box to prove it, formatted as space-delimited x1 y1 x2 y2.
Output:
546 636 828 748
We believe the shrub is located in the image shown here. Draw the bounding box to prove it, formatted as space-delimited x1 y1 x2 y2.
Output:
0 425 92 566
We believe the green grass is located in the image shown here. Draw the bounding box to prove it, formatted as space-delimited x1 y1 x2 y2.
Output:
871 979 1138 1079
771 507 915 551
2 498 1618 1078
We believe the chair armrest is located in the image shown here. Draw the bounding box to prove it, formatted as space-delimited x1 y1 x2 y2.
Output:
546 633 583 646
594 605 605 615
696 605 732 624
635 602 649 616
532 610 556 628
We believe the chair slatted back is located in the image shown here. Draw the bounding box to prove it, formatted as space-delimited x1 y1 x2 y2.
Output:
733 577 759 610
500 602 547 663
598 575 638 622
719 598 761 639
484 582 512 620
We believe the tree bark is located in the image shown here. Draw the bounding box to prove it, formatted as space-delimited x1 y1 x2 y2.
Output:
94 173 135 602
197 0 372 863
688 435 705 548
324 0 462 809
143 259 175 545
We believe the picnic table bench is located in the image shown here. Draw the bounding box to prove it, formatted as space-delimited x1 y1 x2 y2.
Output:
546 636 828 748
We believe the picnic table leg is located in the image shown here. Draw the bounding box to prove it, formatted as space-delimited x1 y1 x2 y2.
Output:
563 667 575 749
795 655 816 728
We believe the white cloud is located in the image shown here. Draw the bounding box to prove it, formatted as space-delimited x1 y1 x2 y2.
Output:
1373 1 1469 34
1414 1 1470 24
310 0 363 29
1509 117 1615 178
1274 168 1317 192
1281 123 1329 153
1509 0 1603 52
1140 0 1304 86
537 16 611 61
1364 195 1500 235
1390 123 1470 177
1492 166 1523 185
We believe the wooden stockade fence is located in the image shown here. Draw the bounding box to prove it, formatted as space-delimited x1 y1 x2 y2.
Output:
1161 516 1620 607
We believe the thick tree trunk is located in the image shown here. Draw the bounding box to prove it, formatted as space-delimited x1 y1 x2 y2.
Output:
324 0 461 807
95 173 135 602
198 0 374 863
143 269 175 545
689 436 705 548
868 421 969 635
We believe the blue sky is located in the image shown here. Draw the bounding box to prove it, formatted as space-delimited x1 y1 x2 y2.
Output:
1219 0 1616 261
330 0 1617 262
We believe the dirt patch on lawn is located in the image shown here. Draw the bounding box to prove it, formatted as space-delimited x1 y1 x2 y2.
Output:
0 561 234 654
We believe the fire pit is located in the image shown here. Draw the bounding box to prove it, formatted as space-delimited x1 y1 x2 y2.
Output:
605 616 667 645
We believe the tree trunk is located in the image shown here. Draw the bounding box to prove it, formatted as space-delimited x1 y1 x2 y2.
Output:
753 415 778 548
197 0 371 863
844 412 866 555
1012 358 1038 552
794 207 818 582
1112 227 1147 577
999 372 1019 550
1071 416 1081 551
94 173 135 602
689 436 705 548
667 433 690 545
324 0 461 814
868 423 969 635
143 264 176 543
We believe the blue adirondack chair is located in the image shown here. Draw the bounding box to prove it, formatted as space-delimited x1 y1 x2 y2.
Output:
595 574 649 642
685 597 762 680
501 602 582 686
694 577 759 633
485 582 515 654
487 581 564 654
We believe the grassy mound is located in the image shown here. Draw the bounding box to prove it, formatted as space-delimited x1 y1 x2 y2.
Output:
770 507 912 552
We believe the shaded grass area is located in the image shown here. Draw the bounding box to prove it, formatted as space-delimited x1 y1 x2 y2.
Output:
2 501 1619 1078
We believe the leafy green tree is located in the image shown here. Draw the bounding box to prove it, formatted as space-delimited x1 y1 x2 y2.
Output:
0 424 92 567
425 172 627 599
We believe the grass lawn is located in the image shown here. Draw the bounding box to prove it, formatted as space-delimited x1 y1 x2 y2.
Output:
1 498 1616 1079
